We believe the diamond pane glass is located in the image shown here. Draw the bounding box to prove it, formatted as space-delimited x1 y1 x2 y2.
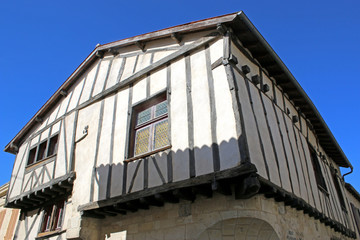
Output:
155 101 168 117
134 127 150 156
153 119 169 149
137 108 151 126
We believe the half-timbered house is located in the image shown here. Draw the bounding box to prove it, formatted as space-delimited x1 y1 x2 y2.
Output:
4 11 360 239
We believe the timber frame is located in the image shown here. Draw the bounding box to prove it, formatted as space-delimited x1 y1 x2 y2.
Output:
4 11 351 169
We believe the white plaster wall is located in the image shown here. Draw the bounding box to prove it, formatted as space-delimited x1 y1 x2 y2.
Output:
149 66 167 96
73 101 101 206
67 75 86 112
248 83 280 185
105 57 124 90
209 39 223 63
120 56 137 81
78 60 101 105
92 57 112 97
7 143 28 199
170 58 190 182
190 49 213 176
15 209 42 240
134 53 152 73
153 50 175 63
132 77 147 104
233 70 266 178
212 65 240 171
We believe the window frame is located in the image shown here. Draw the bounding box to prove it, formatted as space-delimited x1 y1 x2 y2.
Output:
26 133 59 167
309 147 328 193
332 171 347 211
127 93 170 160
38 200 65 236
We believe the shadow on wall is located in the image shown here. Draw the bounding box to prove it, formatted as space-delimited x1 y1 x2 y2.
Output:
94 137 244 202
197 217 280 240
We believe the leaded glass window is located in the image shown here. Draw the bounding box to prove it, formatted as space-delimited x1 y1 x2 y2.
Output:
131 96 169 157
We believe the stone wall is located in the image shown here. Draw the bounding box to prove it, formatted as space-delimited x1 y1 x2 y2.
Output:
78 193 353 240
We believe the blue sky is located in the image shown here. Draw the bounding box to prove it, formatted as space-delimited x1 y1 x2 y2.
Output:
0 1 359 191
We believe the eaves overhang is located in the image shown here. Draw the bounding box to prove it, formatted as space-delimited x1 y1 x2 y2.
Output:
4 11 352 169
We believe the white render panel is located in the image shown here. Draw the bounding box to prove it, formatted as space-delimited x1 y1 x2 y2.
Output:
73 101 101 206
42 161 54 184
92 58 112 97
209 39 223 63
212 66 241 170
40 128 50 142
51 121 61 135
55 112 75 178
106 57 124 90
14 209 41 240
47 102 61 125
96 95 115 167
153 50 175 63
32 167 43 188
30 135 40 148
110 89 129 197
8 143 28 199
120 56 137 81
145 38 178 51
67 76 86 112
150 66 167 96
135 53 152 73
262 95 292 192
234 70 267 178
57 90 73 117
249 83 280 185
112 89 130 164
78 60 100 105
22 172 31 192
232 42 259 79
170 58 190 181
190 49 213 176
132 77 147 104
275 107 300 196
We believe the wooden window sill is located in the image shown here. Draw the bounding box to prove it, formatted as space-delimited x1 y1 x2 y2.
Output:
125 145 171 163
25 155 57 171
36 229 65 239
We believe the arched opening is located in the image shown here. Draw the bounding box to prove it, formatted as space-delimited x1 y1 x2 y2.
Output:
197 217 279 240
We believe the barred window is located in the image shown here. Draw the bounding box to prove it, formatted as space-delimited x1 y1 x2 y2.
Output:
129 94 169 158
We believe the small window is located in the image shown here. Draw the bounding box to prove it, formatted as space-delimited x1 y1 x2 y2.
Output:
129 94 169 158
27 134 59 166
27 148 37 165
309 147 327 192
47 135 59 156
40 200 65 233
37 141 47 161
332 173 346 209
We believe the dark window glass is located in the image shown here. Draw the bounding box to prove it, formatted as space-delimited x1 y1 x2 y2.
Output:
27 148 37 165
332 174 346 209
40 200 65 233
37 141 47 161
309 147 327 191
47 135 58 156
